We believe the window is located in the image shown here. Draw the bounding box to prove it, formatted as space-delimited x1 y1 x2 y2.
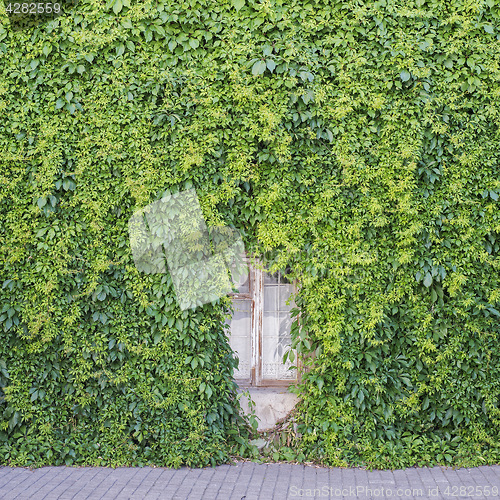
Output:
227 257 297 387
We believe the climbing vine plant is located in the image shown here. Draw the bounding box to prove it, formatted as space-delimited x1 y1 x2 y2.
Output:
0 0 500 468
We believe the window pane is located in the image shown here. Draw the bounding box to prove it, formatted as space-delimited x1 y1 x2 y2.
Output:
232 270 249 293
263 311 278 339
279 283 294 310
262 335 296 380
230 259 249 293
264 285 278 311
263 270 279 284
279 267 293 284
262 268 296 381
227 300 251 380
279 314 292 335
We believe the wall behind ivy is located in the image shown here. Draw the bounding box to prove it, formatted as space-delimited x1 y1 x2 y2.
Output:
1 0 500 468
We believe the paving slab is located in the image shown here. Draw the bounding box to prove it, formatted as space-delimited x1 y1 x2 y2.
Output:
0 463 498 499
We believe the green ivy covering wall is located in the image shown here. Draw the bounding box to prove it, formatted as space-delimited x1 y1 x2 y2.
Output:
1 0 500 468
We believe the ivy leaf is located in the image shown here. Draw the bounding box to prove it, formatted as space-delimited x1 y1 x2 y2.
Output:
423 273 433 288
487 307 500 317
113 0 123 14
205 384 212 398
252 60 267 76
232 0 245 11
266 59 276 72
400 70 411 82
358 389 364 403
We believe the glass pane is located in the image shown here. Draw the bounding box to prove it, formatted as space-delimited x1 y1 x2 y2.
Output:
264 271 279 285
229 257 249 293
264 285 278 311
232 270 250 293
262 335 296 380
262 268 296 381
279 314 292 335
279 267 293 284
263 312 278 339
279 283 294 310
227 300 251 380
